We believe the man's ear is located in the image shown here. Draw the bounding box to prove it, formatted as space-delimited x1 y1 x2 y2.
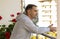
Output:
26 9 31 16
27 9 31 15
27 9 30 13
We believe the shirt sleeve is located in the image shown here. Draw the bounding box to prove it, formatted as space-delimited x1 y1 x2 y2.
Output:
38 27 50 33
21 16 50 34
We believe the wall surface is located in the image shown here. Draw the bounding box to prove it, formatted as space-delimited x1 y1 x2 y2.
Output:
57 0 60 39
0 0 21 26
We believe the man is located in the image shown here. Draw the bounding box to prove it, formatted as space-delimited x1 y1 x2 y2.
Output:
10 4 56 39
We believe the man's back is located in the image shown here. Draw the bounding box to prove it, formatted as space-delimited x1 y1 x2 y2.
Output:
10 13 32 39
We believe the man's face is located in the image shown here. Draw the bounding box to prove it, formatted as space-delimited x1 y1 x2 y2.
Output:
30 6 38 18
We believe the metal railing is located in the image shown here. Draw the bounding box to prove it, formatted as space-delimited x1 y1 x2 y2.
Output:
36 33 56 39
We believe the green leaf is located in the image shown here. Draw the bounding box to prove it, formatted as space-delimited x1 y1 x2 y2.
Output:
1 25 6 28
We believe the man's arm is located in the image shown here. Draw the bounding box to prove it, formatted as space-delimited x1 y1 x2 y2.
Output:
21 17 50 33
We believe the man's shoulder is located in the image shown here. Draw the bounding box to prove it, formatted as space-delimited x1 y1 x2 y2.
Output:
22 14 30 20
16 13 27 21
20 13 32 22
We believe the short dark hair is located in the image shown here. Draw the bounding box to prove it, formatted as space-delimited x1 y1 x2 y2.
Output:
25 4 37 13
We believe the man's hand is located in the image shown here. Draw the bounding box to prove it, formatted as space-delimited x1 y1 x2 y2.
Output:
48 24 53 28
48 24 56 32
50 27 56 32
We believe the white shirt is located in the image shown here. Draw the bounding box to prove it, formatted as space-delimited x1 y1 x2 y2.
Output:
10 13 50 39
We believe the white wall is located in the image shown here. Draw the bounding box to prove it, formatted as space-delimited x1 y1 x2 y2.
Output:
0 0 21 26
57 0 60 39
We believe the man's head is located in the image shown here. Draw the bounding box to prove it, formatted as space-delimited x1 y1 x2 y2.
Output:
25 4 38 19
